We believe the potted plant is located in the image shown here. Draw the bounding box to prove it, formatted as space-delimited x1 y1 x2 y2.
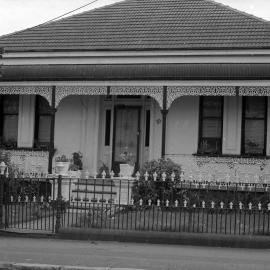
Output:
119 147 135 178
68 151 83 178
55 155 70 175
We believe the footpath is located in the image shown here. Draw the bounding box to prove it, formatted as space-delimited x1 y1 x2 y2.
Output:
0 235 270 270
0 263 143 270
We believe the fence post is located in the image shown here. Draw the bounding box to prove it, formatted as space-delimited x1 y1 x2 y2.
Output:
55 175 62 233
0 174 4 229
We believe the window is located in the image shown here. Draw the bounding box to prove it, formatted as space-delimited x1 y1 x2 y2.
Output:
145 110 150 147
0 95 19 147
34 96 51 148
198 97 223 154
105 109 111 146
242 97 267 155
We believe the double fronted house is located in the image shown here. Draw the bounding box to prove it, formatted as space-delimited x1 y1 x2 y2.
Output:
0 0 270 180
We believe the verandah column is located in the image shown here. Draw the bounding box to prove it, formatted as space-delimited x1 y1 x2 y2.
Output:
48 86 56 174
161 86 168 158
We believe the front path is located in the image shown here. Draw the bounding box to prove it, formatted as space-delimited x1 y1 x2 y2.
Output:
0 236 269 270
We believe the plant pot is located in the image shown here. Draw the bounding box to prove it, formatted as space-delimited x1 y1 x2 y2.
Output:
55 161 70 175
119 164 134 178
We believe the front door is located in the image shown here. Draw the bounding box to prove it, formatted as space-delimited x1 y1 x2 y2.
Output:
112 106 141 174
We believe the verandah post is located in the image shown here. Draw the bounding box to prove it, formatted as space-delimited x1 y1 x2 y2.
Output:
161 86 168 158
55 174 62 233
48 86 56 174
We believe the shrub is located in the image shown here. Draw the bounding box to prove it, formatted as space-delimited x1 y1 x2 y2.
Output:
132 158 182 203
97 162 110 178
0 150 19 178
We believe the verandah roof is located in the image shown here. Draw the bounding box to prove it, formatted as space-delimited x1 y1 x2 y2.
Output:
1 63 270 81
0 0 269 52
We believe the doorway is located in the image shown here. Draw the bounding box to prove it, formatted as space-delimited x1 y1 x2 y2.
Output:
112 106 141 174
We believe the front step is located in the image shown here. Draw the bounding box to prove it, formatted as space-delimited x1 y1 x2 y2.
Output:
71 178 135 206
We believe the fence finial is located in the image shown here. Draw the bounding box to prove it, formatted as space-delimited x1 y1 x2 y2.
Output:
153 171 158 181
162 172 166 182
220 201 224 209
180 171 184 182
110 171 115 178
248 202 252 210
239 202 243 210
148 199 152 206
166 199 169 207
175 200 179 207
101 170 106 179
144 171 149 181
171 172 175 182
135 171 140 180
202 201 206 208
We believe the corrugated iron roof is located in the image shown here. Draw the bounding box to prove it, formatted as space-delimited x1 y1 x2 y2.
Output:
0 0 269 51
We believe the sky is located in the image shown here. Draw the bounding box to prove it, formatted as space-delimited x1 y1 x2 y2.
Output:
0 0 269 36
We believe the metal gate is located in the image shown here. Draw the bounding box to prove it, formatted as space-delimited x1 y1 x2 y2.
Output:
0 173 63 233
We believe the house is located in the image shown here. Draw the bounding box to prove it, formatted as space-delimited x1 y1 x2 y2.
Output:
0 0 270 181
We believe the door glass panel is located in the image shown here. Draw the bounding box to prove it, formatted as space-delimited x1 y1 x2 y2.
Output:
114 108 139 165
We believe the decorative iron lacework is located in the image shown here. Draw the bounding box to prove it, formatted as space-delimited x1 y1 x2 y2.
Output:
239 87 270 96
110 86 163 108
55 86 107 107
0 86 52 105
167 86 236 109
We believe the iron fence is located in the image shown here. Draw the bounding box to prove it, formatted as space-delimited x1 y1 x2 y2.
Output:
1 173 270 235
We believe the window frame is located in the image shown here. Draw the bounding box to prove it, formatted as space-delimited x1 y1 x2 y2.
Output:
241 96 268 156
0 95 19 148
198 96 224 155
34 95 51 149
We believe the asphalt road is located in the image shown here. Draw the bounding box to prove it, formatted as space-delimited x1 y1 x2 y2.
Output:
0 236 270 270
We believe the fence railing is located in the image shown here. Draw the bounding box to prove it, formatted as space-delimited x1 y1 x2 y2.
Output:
0 172 270 236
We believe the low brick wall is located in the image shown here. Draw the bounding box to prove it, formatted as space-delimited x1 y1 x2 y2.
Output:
167 154 270 183
1 149 49 174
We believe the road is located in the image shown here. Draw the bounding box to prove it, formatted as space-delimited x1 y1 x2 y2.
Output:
0 236 270 270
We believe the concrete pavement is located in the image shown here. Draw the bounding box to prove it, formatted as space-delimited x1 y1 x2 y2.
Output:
0 236 270 270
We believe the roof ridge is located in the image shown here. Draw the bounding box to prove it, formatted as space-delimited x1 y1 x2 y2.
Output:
206 0 270 24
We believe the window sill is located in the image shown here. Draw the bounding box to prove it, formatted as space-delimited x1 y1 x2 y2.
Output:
193 153 270 159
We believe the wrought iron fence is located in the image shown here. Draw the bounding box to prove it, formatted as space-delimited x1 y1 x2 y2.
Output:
0 171 270 235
